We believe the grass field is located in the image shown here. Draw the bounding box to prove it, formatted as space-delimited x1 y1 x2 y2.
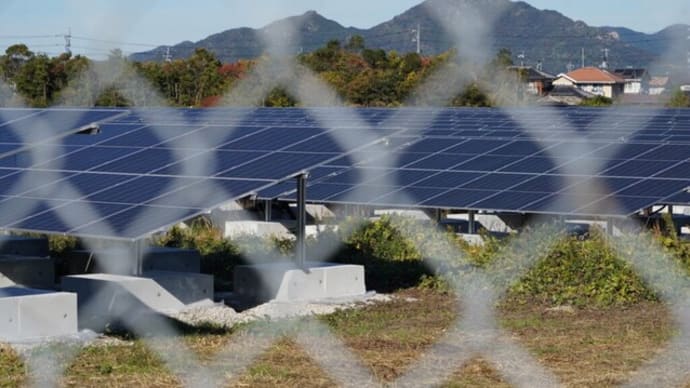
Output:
0 289 683 387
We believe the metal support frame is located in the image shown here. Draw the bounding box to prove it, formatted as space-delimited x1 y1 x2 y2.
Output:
296 173 308 269
133 239 145 276
264 200 272 222
468 211 476 234
668 205 674 214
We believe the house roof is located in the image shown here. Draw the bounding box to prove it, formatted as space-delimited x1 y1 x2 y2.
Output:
507 66 555 81
613 68 648 80
557 67 625 84
649 76 669 87
548 85 596 98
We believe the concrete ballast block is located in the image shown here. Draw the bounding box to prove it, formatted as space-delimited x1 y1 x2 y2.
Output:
62 274 185 330
0 236 50 257
143 271 213 304
0 256 54 289
0 287 78 342
142 247 201 273
234 262 366 302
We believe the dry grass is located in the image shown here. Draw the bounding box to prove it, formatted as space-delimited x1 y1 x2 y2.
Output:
0 289 687 387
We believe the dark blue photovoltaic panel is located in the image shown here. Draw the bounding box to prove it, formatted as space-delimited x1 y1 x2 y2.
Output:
471 191 546 210
100 125 195 147
562 177 638 195
415 172 483 189
59 124 138 146
157 126 267 149
618 179 690 198
404 153 475 170
221 127 321 151
577 196 660 216
521 194 602 214
421 189 495 208
445 139 506 154
85 176 201 205
93 148 178 174
589 143 660 160
489 141 549 156
403 138 465 153
637 145 690 161
148 178 269 208
511 175 585 193
382 169 433 186
375 187 448 206
452 156 522 172
604 160 677 178
665 190 690 204
152 150 265 176
657 163 690 179
0 171 73 196
459 173 531 190
302 183 354 201
70 205 202 239
221 152 338 179
319 169 368 185
0 197 68 226
11 202 130 232
0 144 19 155
327 185 395 203
22 173 134 200
499 157 559 173
35 146 138 171
256 181 296 200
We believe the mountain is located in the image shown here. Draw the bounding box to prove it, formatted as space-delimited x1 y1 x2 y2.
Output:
130 0 689 74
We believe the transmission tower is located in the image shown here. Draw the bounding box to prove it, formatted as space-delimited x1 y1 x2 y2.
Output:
600 48 610 69
411 23 421 54
163 47 172 63
518 51 525 67
64 28 72 55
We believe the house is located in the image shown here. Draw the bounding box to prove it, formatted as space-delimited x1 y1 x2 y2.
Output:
612 68 650 94
507 66 555 96
649 76 670 95
552 67 625 99
539 85 596 106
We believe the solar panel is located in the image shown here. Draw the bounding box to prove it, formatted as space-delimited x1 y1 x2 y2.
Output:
3 106 690 241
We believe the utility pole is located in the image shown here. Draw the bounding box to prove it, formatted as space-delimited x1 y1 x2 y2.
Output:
412 23 421 54
600 48 610 69
163 47 172 63
687 26 690 73
64 28 72 55
536 59 543 71
581 47 585 68
518 51 525 67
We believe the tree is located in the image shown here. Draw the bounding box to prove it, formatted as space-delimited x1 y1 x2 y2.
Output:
579 95 613 107
345 35 365 52
452 83 493 107
667 88 690 108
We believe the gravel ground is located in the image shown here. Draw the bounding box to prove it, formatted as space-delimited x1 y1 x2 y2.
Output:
170 292 392 328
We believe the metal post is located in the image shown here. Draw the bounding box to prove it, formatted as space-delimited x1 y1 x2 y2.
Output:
668 205 674 214
296 173 308 269
264 200 272 222
468 211 476 234
606 219 614 236
133 239 144 276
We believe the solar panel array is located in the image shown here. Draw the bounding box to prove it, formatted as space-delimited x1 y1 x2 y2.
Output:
0 108 384 239
2 107 690 240
256 108 690 217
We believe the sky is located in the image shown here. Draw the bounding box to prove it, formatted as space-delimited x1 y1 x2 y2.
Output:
0 0 688 58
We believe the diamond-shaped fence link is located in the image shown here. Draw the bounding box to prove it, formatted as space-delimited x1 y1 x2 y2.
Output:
1 1 690 387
